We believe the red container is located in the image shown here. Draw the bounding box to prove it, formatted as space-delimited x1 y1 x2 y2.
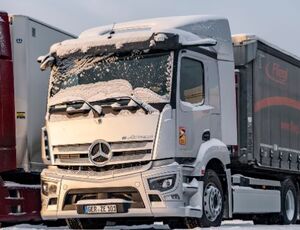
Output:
0 12 12 59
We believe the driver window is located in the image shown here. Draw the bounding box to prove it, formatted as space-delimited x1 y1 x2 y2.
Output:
180 57 204 104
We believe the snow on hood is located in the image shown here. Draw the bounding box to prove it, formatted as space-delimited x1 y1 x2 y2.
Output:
48 79 168 106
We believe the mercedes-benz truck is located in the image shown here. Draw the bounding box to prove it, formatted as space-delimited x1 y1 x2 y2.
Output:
39 15 300 229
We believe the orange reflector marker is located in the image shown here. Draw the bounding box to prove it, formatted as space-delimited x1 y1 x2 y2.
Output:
179 127 186 145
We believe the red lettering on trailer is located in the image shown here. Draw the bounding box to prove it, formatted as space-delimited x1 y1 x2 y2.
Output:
265 63 288 85
254 96 300 112
281 121 300 135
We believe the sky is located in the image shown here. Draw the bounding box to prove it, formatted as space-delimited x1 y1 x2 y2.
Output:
2 0 300 57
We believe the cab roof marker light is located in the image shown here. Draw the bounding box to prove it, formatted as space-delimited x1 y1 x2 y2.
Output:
232 34 256 45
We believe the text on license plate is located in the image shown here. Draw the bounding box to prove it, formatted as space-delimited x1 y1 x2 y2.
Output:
84 204 117 214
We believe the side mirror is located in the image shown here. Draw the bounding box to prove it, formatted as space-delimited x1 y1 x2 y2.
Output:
37 54 55 71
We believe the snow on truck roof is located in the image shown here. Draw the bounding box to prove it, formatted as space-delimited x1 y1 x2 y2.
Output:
79 15 225 38
50 15 234 61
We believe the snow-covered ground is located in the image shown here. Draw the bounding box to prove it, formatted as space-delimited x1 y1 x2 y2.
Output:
3 220 300 230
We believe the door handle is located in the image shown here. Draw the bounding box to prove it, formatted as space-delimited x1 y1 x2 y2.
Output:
202 130 210 141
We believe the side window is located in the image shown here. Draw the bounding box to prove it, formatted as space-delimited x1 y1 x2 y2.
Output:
180 57 204 104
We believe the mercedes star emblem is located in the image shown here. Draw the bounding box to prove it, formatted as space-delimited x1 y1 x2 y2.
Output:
88 140 112 167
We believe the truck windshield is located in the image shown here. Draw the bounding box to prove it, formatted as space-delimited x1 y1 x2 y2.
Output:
49 51 173 106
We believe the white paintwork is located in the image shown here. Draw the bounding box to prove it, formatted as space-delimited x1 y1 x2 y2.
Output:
176 50 218 158
218 60 237 145
188 180 204 213
232 186 281 213
10 15 75 172
192 138 231 176
47 114 159 146
41 163 203 220
151 105 176 160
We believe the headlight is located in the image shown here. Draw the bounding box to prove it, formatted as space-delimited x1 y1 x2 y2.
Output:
148 174 177 192
41 181 57 196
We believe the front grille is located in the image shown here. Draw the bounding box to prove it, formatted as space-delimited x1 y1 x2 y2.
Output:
57 160 151 173
52 141 153 167
63 187 145 211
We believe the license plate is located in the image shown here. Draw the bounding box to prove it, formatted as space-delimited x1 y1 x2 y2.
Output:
84 204 117 214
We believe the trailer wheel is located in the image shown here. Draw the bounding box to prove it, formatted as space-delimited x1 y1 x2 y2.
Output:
253 214 279 225
280 179 297 224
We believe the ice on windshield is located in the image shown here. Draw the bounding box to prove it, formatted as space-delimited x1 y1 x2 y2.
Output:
49 51 173 106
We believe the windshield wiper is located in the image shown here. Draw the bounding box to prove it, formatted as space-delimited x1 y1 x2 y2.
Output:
51 98 102 116
116 95 157 114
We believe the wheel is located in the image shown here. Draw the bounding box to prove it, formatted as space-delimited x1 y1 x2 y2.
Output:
279 179 297 224
66 219 82 229
253 214 279 225
66 218 106 229
166 217 188 229
200 169 224 227
168 170 224 229
253 179 297 225
253 215 269 225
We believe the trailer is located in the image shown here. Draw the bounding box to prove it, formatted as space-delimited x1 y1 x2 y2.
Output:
233 34 300 173
39 16 300 228
0 11 74 224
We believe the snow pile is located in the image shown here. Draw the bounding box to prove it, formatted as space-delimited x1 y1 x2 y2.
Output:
48 79 132 106
4 221 300 229
3 224 66 229
50 31 153 58
48 79 168 106
133 88 168 103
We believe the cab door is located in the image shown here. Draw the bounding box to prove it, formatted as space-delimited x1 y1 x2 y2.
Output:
176 49 219 158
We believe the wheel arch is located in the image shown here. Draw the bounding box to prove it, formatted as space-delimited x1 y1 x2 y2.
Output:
192 138 232 218
192 138 230 177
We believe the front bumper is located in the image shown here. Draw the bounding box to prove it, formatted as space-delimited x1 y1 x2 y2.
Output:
41 164 202 220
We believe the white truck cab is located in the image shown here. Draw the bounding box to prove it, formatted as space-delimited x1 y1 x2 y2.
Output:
39 16 300 228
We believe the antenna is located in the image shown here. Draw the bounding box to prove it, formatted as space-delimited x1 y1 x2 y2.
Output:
107 22 116 39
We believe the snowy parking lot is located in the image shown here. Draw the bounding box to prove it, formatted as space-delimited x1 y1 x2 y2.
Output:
3 220 300 230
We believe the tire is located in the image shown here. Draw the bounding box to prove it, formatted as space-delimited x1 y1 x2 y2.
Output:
200 169 224 227
66 219 82 229
253 215 269 225
253 214 280 225
166 217 189 229
168 170 224 229
66 218 106 229
279 179 297 224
